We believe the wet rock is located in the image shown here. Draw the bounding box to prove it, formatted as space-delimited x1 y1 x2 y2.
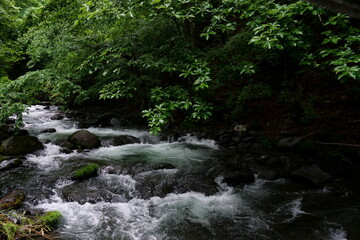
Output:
41 128 56 133
222 168 255 187
0 129 10 141
111 135 141 146
175 174 218 196
153 163 176 170
101 166 117 174
0 190 26 210
280 155 303 173
1 136 43 155
68 130 101 149
62 185 125 204
277 137 302 149
14 129 29 136
60 141 75 150
291 164 332 187
50 114 65 120
110 117 122 127
258 168 283 180
71 163 99 181
60 148 73 154
0 158 23 171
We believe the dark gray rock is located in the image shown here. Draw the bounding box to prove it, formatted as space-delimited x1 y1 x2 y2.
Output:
1 136 43 155
0 130 10 141
50 114 65 120
223 168 255 186
68 130 101 149
60 141 75 150
0 158 23 171
14 129 29 136
41 128 56 133
111 135 140 146
153 163 176 170
277 137 302 149
62 185 125 204
291 164 332 186
0 190 26 210
258 168 283 180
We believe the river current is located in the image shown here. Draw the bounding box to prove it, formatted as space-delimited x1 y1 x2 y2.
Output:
1 105 358 240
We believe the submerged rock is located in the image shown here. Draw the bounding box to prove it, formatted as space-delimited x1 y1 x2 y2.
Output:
41 128 56 133
111 135 141 146
0 190 26 210
291 164 332 186
68 130 101 149
0 136 43 155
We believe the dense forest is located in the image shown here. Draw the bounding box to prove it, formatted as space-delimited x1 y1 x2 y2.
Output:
1 0 359 135
1 1 360 239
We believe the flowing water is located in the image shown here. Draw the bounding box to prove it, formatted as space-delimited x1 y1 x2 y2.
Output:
1 105 359 240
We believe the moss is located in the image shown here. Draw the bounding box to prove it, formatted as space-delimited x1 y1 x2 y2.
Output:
38 211 62 228
72 163 99 181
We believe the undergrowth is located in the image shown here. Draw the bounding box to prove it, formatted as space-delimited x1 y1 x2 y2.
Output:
0 210 62 240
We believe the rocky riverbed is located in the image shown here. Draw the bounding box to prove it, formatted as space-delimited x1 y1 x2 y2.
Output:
0 105 359 239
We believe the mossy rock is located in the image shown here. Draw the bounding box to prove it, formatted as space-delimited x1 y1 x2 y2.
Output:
72 163 99 181
38 211 62 228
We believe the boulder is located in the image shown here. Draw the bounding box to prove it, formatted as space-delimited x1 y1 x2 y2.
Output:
0 130 10 141
1 136 43 155
68 130 101 149
291 164 332 186
258 168 283 181
111 135 141 146
0 190 26 210
50 114 65 120
223 168 255 187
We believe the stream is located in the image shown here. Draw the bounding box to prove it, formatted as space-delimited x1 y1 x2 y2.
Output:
1 105 359 240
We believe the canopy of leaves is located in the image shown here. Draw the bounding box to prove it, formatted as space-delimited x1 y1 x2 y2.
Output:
1 0 359 133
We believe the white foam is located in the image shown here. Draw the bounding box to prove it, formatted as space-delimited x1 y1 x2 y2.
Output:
26 143 81 171
277 197 307 223
328 228 347 240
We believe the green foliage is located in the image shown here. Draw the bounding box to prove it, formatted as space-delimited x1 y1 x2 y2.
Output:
72 163 99 181
232 83 272 116
1 0 359 131
142 86 213 135
99 80 136 100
